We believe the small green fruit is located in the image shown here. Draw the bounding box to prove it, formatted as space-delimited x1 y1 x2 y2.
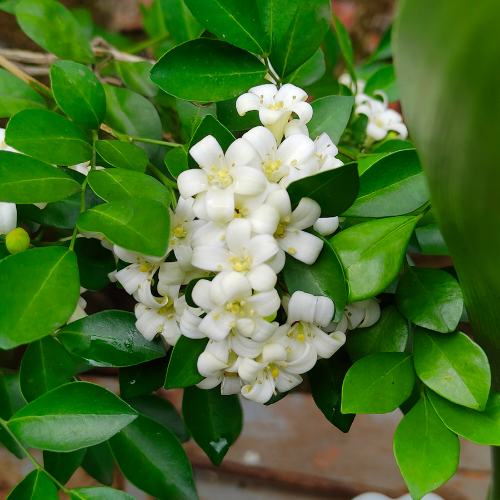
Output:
6 227 30 254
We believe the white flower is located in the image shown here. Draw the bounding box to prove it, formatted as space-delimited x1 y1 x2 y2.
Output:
191 271 280 342
314 133 344 172
266 190 323 265
67 287 88 324
284 119 309 138
158 261 209 286
177 135 266 223
0 128 18 153
242 126 318 186
324 299 381 333
313 217 339 236
0 202 17 235
338 73 366 98
192 218 279 291
236 84 313 143
356 96 408 143
168 197 206 270
68 161 105 176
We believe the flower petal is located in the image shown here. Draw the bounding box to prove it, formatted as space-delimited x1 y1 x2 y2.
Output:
279 230 323 265
266 189 292 220
232 166 267 196
290 101 313 125
180 308 205 339
262 342 287 363
0 202 16 235
242 126 277 160
198 351 226 377
218 271 252 302
246 289 280 317
189 135 224 169
191 246 230 272
258 106 283 126
241 375 274 404
278 133 316 166
206 186 235 223
275 371 302 393
177 169 209 199
246 234 279 266
289 197 321 230
231 334 264 358
192 279 216 310
199 308 232 341
309 325 345 358
197 376 221 390
314 296 335 327
266 248 286 273
249 83 277 104
221 374 242 395
226 218 252 256
238 357 266 382
287 291 317 324
246 203 280 235
284 119 309 138
313 216 339 236
226 138 259 167
192 220 227 248
236 92 260 115
278 83 308 104
246 264 277 292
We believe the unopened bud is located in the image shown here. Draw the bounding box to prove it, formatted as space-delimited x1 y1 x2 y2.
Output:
6 227 30 254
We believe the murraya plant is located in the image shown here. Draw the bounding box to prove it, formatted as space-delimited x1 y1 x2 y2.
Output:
0 0 495 499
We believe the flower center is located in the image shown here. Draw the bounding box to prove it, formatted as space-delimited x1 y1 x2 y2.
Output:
172 224 187 239
234 205 248 218
229 255 252 272
268 363 280 378
207 167 233 188
268 100 284 111
274 217 291 238
375 119 383 127
263 158 282 178
139 262 152 273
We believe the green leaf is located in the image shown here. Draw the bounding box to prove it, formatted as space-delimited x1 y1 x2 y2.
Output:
283 48 325 88
73 238 116 291
95 140 148 173
159 0 204 45
364 64 398 102
188 115 235 169
428 389 500 446
0 372 26 459
217 97 260 132
125 394 189 442
164 144 189 179
87 169 170 205
0 0 21 15
341 352 415 414
0 247 80 350
394 396 459 500
395 266 463 333
343 149 430 218
57 310 166 368
256 0 300 52
0 151 81 203
8 382 137 452
119 357 167 399
269 0 331 78
6 470 58 500
109 414 198 500
308 96 354 144
182 385 242 465
164 336 208 389
177 100 217 139
286 163 359 218
150 38 267 102
0 68 46 117
413 328 490 410
20 336 76 403
115 61 158 98
81 443 115 486
308 347 354 432
15 0 94 63
331 216 418 301
69 487 135 500
44 448 86 485
6 109 92 165
185 0 266 54
415 222 448 255
283 237 346 322
346 304 409 361
332 15 356 88
50 60 106 129
372 139 414 153
103 85 162 158
77 199 170 257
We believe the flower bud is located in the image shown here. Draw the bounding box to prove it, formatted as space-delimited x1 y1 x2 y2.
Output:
0 202 17 235
6 227 30 254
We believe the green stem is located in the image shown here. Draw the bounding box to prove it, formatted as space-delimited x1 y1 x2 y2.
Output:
127 32 170 54
69 177 88 251
128 136 181 147
147 162 178 190
264 57 281 86
337 146 356 160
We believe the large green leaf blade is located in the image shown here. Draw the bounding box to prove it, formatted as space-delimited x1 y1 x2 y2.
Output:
332 15 356 88
0 247 80 349
159 0 204 45
44 448 86 486
95 140 148 173
119 357 168 399
69 487 136 500
6 470 58 500
393 396 460 500
8 382 137 452
413 328 491 410
81 443 115 486
0 69 46 117
0 372 26 458
308 95 354 144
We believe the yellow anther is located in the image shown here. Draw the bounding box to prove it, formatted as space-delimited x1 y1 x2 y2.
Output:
290 159 297 166
213 313 219 319
231 304 240 313
233 262 245 272
272 369 279 378
297 333 305 342
167 313 174 320
230 322 236 328
157 325 163 333
158 306 168 315
139 264 149 272
288 247 297 255
284 216 291 223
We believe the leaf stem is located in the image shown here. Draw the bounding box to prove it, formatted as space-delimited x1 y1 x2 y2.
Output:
147 162 178 190
128 136 181 147
69 177 88 251
127 32 170 55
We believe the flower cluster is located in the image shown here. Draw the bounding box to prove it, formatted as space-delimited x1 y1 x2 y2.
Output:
111 83 380 403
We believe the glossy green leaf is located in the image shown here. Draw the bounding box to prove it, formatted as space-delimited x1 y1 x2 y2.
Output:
364 64 398 102
77 199 170 257
125 395 189 442
413 328 490 410
308 95 354 144
165 336 208 389
50 60 105 129
6 470 58 500
283 237 346 322
103 85 162 158
57 310 165 368
95 141 148 173
343 149 430 218
69 487 135 500
177 100 216 139
0 68 45 117
341 352 415 414
0 247 80 349
164 144 189 179
6 109 92 165
150 39 267 102
395 266 463 333
185 0 266 54
15 0 94 63
284 48 325 88
116 61 158 98
428 389 500 446
188 115 235 169
287 164 359 218
0 151 81 203
44 448 86 485
372 139 414 153
159 0 203 44
308 347 354 432
20 336 76 403
119 357 168 399
331 216 418 302
217 97 260 132
109 414 197 500
81 443 115 486
346 304 409 361
73 238 116 291
0 372 26 459
394 396 459 500
183 385 242 466
332 15 356 89
415 222 449 255
269 0 331 78
87 169 170 205
256 0 300 52
8 382 137 452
